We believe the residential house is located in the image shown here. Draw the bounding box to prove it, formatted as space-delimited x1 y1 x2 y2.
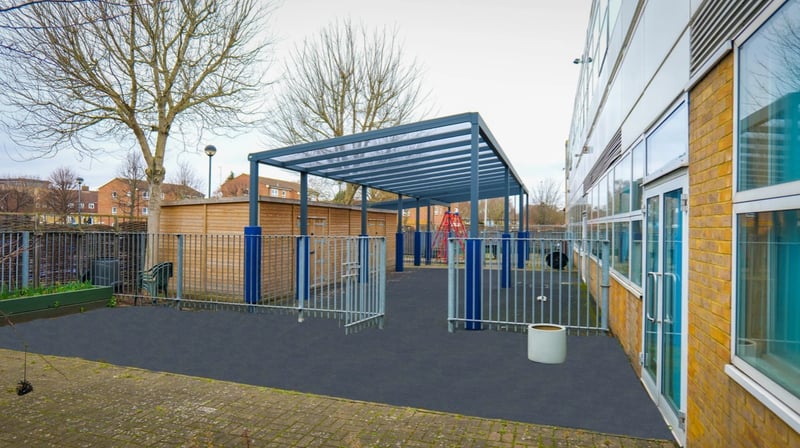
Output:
97 178 203 218
219 174 300 200
565 1 799 446
0 177 49 212
69 186 97 224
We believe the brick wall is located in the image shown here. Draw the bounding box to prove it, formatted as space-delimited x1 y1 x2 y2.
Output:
687 52 798 447
608 279 642 374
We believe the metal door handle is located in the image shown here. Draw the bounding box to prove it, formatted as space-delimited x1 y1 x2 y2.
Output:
663 272 678 325
646 271 660 323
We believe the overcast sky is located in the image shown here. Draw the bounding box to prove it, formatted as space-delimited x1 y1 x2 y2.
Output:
0 0 592 194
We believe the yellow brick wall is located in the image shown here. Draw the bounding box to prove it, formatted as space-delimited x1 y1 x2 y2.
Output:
687 53 798 447
608 278 642 374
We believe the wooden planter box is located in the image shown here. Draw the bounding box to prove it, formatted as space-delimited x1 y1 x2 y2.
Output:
0 286 113 317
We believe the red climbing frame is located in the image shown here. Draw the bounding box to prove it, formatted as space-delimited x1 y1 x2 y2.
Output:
431 211 467 261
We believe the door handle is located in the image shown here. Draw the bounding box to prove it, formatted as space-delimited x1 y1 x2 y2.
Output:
646 271 660 323
663 272 678 325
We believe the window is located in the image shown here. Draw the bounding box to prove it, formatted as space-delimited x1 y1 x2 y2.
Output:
79 202 84 209
738 1 800 191
142 207 148 215
646 101 688 176
736 210 800 399
598 177 608 218
88 203 95 210
111 207 117 215
734 0 800 419
126 191 131 197
111 191 117 199
612 221 630 277
614 154 631 214
630 220 643 287
270 188 278 196
632 141 645 211
142 191 149 199
281 190 287 198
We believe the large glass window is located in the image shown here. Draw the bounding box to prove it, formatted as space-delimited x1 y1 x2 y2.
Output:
737 210 800 398
612 221 630 277
646 101 688 176
734 0 800 412
632 141 645 211
738 0 800 191
614 154 631 214
630 220 643 287
598 176 609 218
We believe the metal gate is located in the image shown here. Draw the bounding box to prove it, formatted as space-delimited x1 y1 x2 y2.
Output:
447 235 609 332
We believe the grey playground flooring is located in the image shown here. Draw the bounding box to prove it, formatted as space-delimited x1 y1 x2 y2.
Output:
0 268 672 441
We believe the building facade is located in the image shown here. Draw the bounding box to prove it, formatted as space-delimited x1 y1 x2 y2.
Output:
565 1 799 446
97 178 203 219
219 174 301 200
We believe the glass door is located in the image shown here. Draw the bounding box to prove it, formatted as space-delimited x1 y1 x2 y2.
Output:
643 175 687 444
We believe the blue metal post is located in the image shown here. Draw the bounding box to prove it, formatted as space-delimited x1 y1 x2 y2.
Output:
244 226 261 305
360 186 369 283
296 173 309 302
244 159 261 305
517 189 528 268
413 199 421 266
465 119 482 330
425 205 432 265
501 170 511 288
248 159 259 227
396 194 404 272
465 238 482 330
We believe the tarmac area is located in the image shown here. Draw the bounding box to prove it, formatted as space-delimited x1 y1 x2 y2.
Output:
0 268 677 447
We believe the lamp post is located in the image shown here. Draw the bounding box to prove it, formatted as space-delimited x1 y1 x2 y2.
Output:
76 176 84 225
204 144 217 198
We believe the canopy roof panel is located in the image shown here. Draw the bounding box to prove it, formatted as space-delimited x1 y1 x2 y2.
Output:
249 112 528 206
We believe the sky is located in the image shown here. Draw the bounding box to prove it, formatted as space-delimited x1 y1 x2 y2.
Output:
0 0 592 196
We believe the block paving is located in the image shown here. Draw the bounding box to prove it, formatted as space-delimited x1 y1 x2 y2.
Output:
0 348 676 447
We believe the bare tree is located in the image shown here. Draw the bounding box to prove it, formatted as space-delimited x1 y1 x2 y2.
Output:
0 0 274 231
529 178 564 226
43 167 77 222
168 159 203 199
266 18 428 204
115 150 146 218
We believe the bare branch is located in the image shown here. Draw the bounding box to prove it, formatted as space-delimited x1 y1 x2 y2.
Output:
0 0 275 231
265 19 430 204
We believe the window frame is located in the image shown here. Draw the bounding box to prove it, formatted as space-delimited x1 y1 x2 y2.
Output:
730 0 800 431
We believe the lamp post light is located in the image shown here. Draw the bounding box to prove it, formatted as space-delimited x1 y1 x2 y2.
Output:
204 144 217 198
76 176 84 225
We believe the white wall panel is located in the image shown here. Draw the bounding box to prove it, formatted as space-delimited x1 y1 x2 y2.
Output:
622 31 690 146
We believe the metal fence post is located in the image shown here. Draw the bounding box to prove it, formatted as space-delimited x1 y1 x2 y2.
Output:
447 239 456 332
601 240 610 331
379 238 386 329
21 231 30 289
176 234 183 304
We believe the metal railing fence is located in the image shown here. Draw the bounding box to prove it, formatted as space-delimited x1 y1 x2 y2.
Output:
1 231 386 333
447 235 609 333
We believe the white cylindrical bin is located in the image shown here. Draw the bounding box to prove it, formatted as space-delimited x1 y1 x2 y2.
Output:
528 324 567 364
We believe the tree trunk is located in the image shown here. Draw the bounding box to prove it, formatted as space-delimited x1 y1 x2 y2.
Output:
145 165 165 267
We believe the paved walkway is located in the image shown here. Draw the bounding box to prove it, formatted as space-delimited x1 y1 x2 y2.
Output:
0 348 675 447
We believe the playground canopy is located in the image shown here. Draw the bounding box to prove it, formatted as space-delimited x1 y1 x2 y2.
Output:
248 112 529 210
